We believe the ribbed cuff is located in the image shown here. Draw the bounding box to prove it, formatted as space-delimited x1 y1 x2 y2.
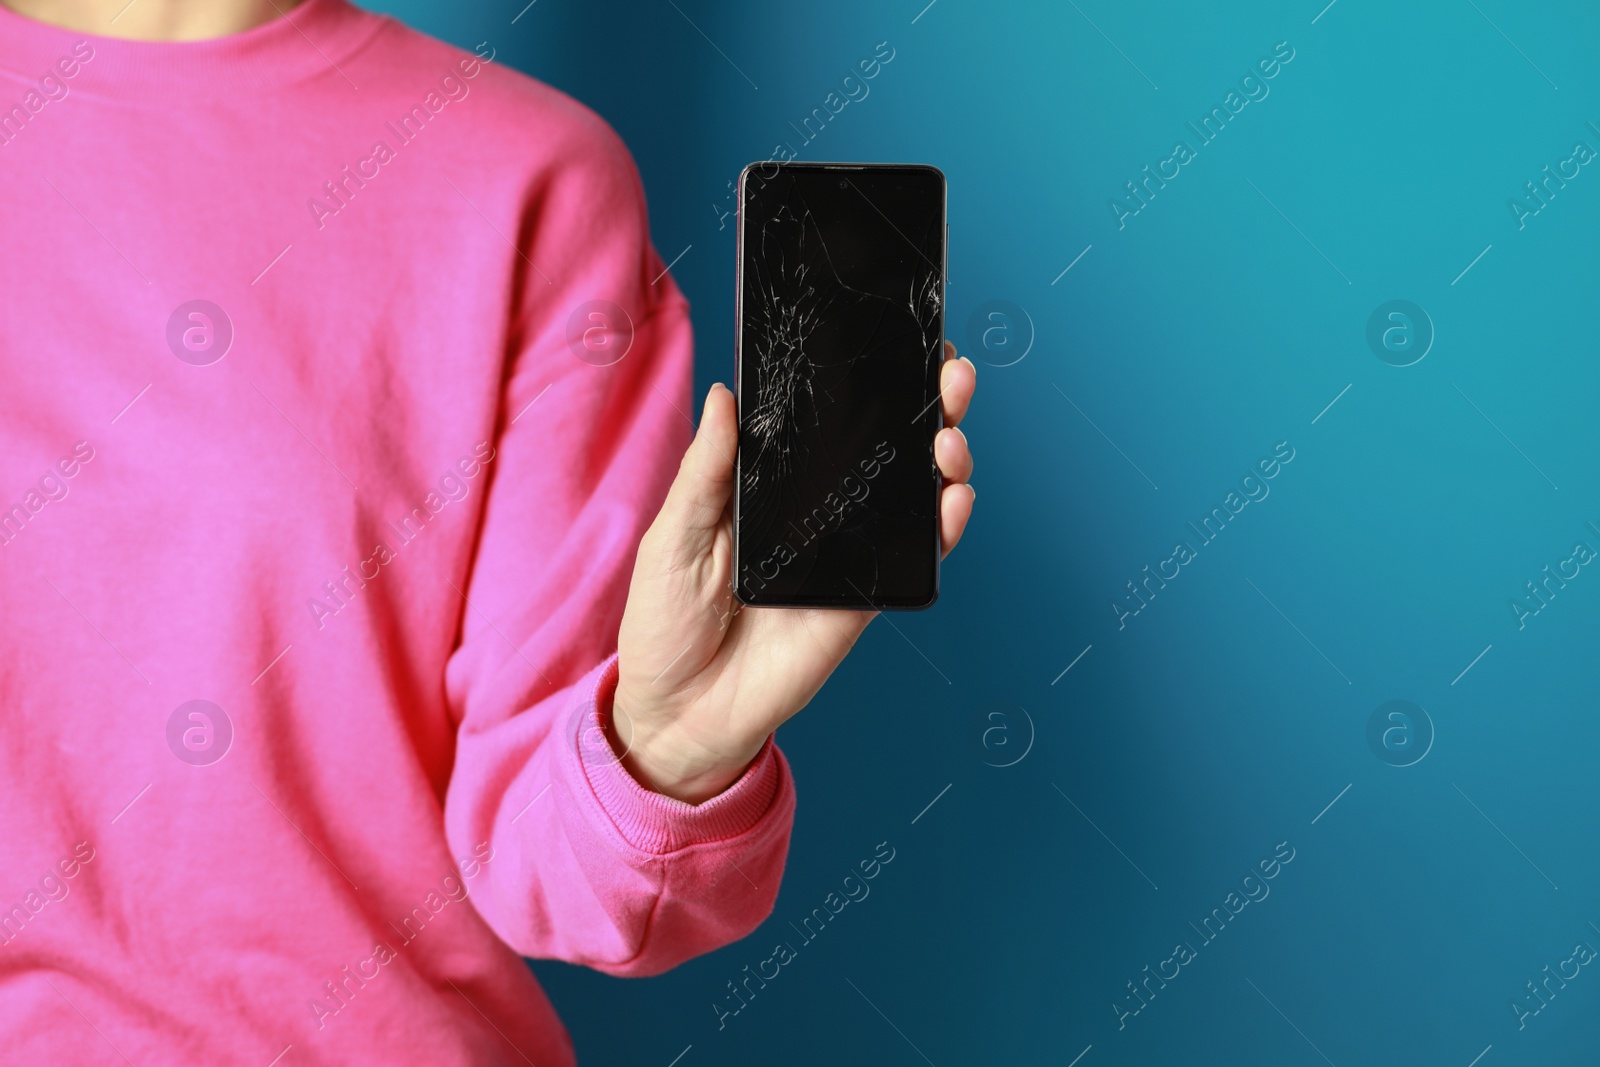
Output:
573 654 784 855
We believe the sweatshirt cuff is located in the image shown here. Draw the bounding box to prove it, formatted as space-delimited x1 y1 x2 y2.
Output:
573 653 786 855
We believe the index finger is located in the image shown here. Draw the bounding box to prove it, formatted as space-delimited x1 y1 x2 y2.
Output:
939 340 976 428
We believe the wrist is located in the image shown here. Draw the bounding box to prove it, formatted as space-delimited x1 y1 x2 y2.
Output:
607 684 764 804
621 744 752 805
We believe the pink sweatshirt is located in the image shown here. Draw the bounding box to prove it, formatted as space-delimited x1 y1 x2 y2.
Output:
0 2 796 1062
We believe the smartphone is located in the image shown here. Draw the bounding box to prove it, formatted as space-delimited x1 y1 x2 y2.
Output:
732 161 947 610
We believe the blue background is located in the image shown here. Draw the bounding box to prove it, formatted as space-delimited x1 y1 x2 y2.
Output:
368 1 1600 1063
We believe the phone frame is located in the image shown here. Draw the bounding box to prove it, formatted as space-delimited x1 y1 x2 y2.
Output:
731 160 948 611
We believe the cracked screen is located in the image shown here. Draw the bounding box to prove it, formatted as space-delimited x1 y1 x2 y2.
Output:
734 163 945 609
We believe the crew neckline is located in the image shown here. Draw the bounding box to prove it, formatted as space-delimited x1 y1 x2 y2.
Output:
0 0 387 96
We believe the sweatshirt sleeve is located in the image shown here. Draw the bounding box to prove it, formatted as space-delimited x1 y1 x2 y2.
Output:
439 104 795 977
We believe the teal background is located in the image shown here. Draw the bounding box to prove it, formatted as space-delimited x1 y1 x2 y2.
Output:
368 1 1600 1062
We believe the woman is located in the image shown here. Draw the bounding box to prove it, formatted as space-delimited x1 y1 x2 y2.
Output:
0 0 977 1061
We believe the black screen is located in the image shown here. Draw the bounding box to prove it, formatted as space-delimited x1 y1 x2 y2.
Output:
734 162 946 609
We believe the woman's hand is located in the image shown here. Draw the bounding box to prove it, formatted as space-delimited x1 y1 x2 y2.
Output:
610 340 977 803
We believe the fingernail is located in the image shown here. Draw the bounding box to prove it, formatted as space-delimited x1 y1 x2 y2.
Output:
960 356 976 372
969 484 976 501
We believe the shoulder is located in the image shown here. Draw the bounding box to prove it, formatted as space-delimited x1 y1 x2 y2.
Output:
356 16 640 202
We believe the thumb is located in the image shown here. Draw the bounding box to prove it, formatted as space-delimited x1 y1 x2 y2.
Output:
656 383 738 552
